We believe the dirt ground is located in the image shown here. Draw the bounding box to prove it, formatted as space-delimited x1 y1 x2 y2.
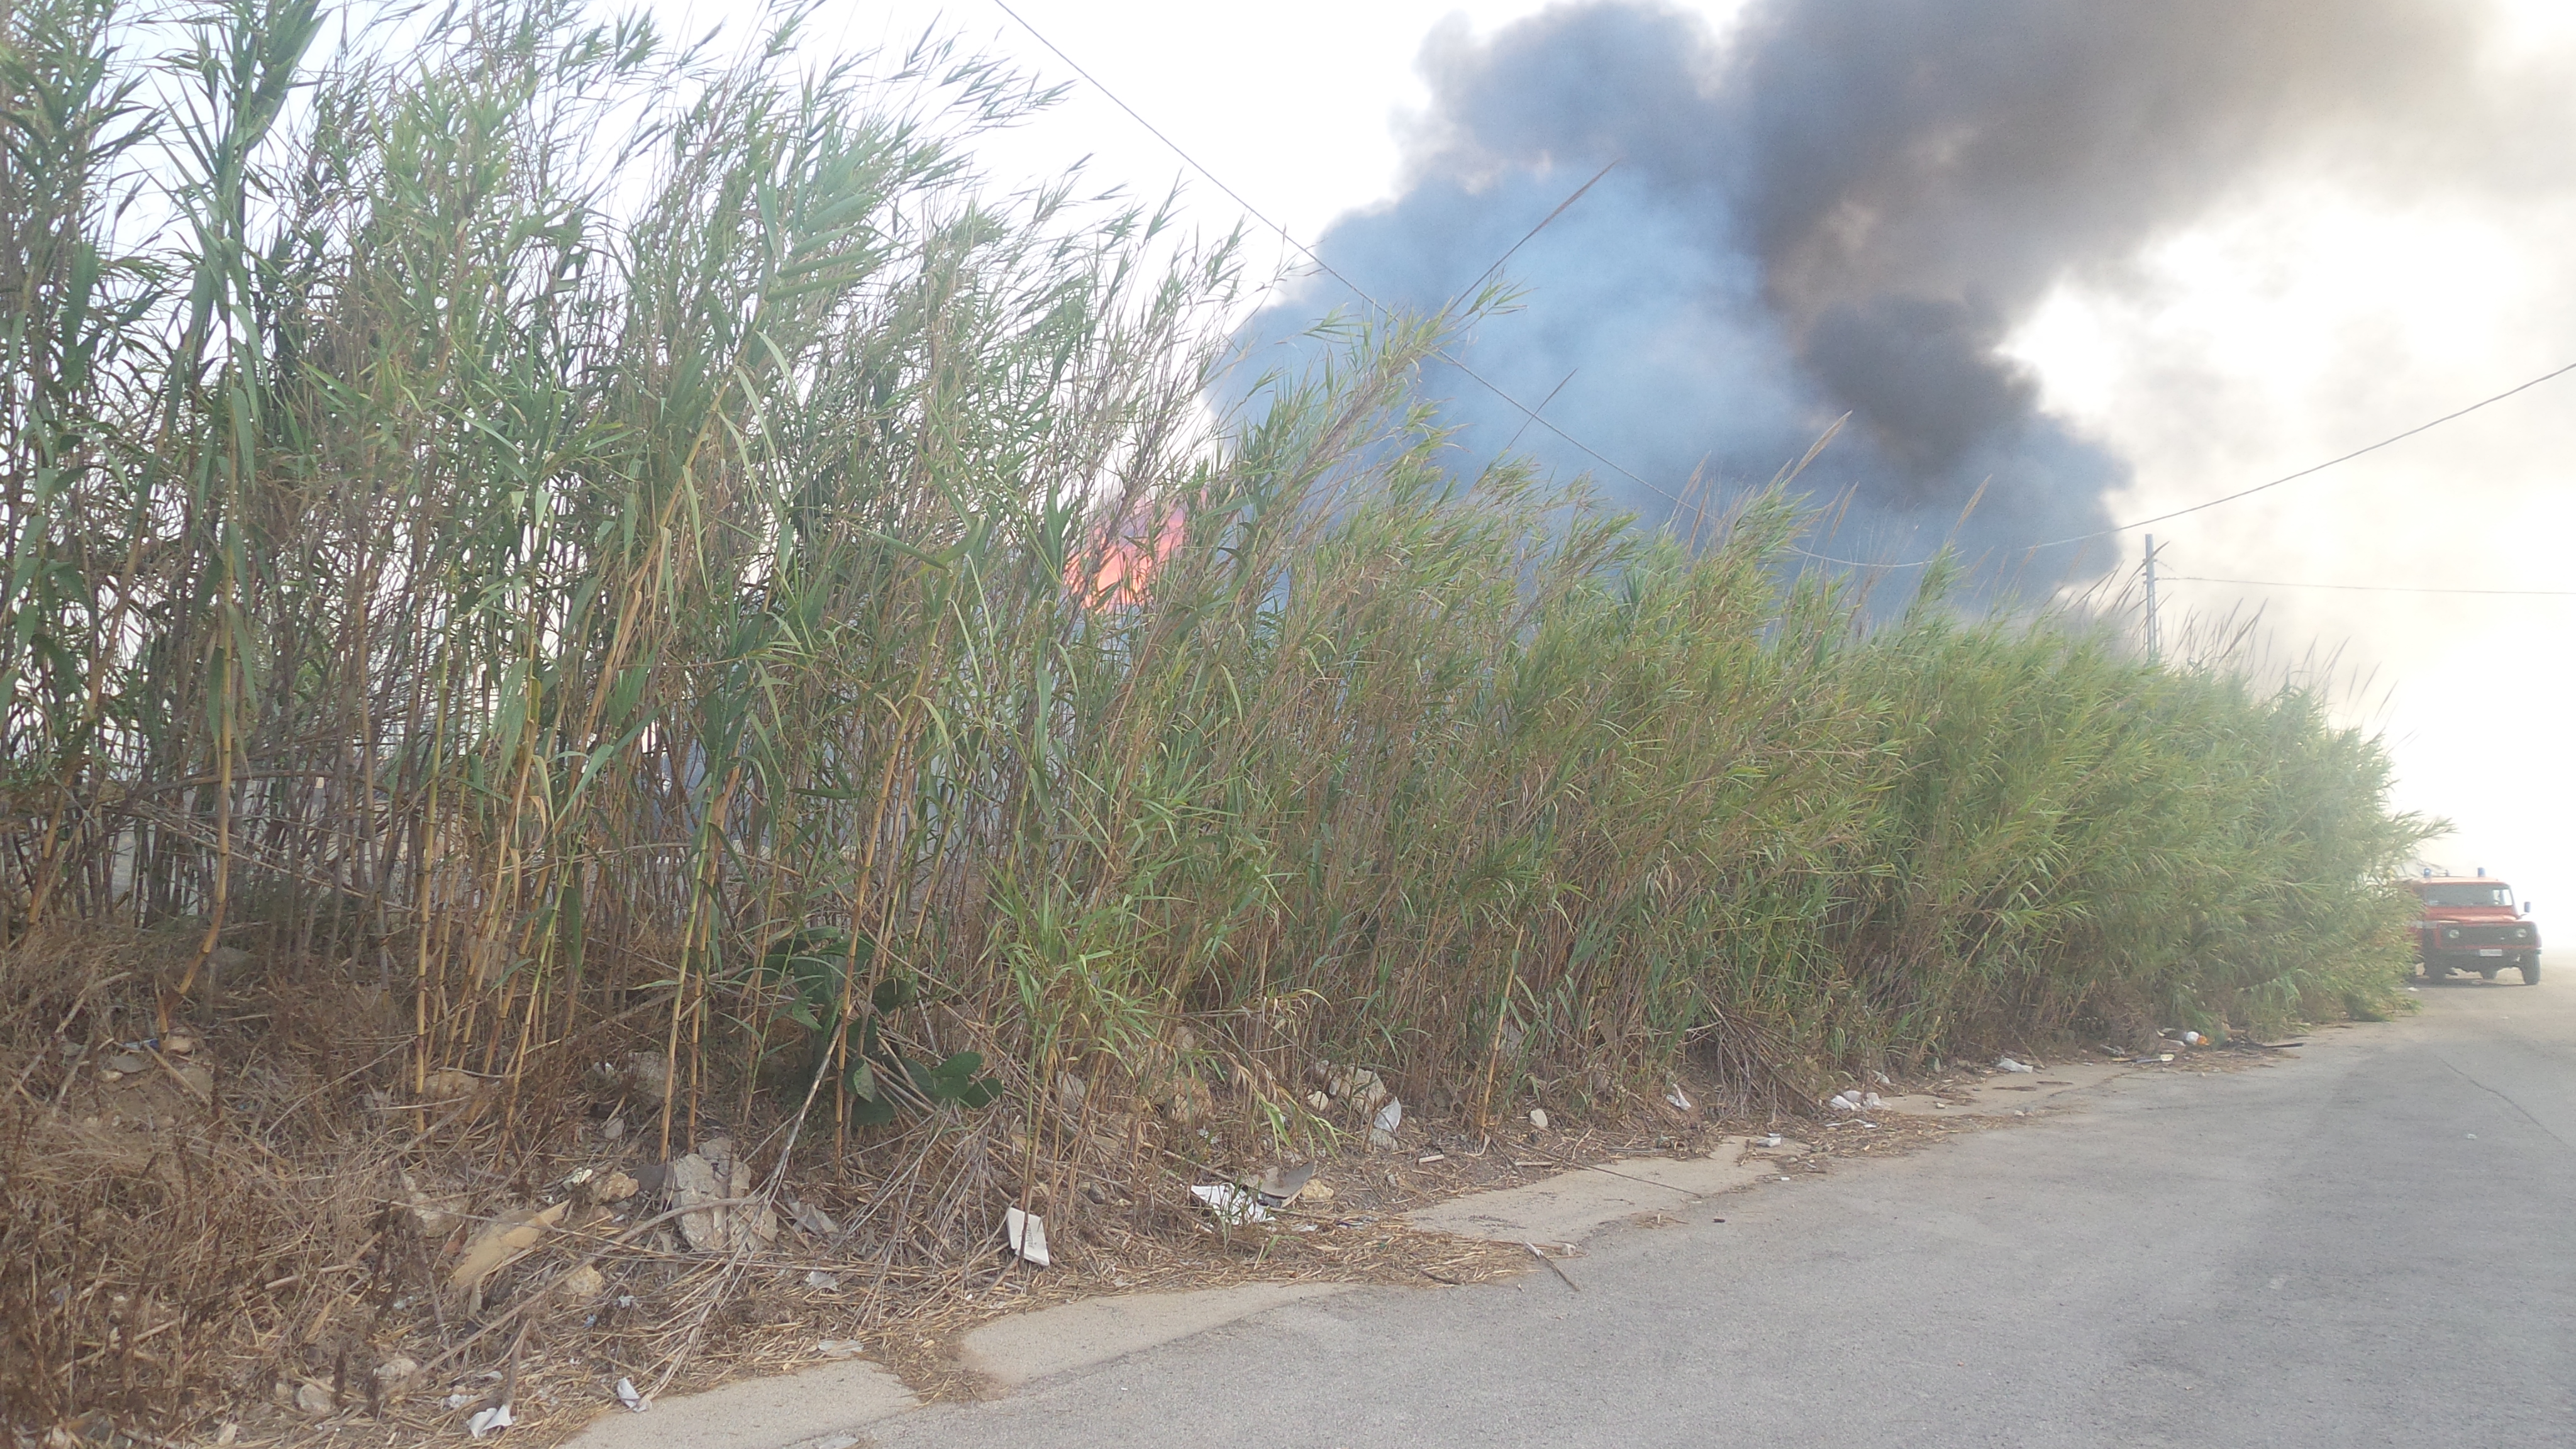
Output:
9 992 2290 1449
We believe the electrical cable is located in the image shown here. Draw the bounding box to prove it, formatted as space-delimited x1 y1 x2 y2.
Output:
1807 359 2576 569
2163 575 2576 599
2026 358 2576 551
989 0 1689 506
987 1 2574 579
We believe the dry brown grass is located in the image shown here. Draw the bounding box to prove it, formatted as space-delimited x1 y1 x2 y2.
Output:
7 922 2286 1445
0 927 1549 1445
3 927 413 1435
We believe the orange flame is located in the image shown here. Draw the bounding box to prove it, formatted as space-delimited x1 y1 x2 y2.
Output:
1065 506 1184 609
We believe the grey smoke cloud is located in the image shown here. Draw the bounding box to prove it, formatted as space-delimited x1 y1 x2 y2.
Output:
1246 0 2497 571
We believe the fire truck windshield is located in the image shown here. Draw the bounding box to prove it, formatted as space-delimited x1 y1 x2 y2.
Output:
2421 883 2513 908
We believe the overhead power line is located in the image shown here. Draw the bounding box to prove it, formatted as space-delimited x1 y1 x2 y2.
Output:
2165 574 2576 599
2027 358 2576 552
987 3 2574 575
989 1 1698 508
1833 358 2576 569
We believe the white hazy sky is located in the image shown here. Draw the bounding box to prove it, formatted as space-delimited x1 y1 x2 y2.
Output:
650 0 2576 914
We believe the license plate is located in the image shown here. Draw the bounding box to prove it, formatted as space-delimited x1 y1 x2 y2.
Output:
2477 948 2505 957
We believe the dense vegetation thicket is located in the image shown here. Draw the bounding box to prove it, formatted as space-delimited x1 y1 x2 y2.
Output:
0 0 2434 1161
2 0 2431 1425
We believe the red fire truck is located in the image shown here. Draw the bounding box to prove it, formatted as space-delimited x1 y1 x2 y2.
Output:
2407 872 2541 984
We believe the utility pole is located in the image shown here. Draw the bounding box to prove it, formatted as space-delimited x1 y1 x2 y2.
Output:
2143 533 2161 666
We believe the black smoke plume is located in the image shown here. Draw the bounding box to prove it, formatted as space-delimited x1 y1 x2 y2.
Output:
1244 0 2492 571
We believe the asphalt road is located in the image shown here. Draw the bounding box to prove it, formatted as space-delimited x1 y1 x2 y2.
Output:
868 975 2575 1448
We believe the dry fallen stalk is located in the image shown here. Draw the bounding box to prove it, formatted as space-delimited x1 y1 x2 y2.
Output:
1525 1241 1582 1292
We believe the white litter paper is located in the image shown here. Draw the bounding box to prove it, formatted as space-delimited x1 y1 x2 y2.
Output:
614 1377 648 1413
1005 1206 1052 1266
467 1403 514 1439
1189 1182 1272 1225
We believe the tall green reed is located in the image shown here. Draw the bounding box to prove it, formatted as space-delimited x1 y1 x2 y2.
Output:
0 0 2431 1173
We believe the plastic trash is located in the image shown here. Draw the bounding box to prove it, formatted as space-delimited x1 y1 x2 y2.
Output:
1996 1057 2036 1074
1529 1108 1550 1130
1666 1085 1694 1112
1189 1183 1272 1225
1829 1091 1861 1111
786 1197 838 1238
1368 1094 1403 1150
1251 1163 1317 1206
614 1378 648 1413
1004 1206 1051 1266
467 1403 514 1439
